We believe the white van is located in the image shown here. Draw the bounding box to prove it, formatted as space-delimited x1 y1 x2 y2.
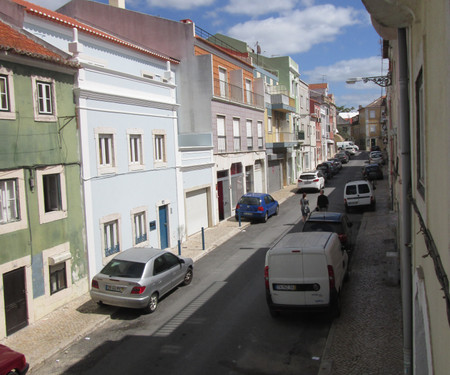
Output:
264 232 348 317
337 141 359 151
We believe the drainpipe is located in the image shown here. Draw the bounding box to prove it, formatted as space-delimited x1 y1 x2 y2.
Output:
398 27 412 375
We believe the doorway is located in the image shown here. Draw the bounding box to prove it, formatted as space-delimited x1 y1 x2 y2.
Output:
4 267 28 336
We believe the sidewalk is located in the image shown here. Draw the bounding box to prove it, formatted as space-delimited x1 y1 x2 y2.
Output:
318 176 403 374
0 185 298 373
1 179 403 374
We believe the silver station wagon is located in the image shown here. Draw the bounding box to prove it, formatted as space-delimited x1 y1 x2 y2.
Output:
90 247 193 313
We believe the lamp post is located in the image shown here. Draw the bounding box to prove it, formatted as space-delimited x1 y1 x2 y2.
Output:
346 73 392 87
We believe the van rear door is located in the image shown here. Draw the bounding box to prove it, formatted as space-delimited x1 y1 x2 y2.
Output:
357 182 372 205
302 252 330 306
269 252 305 306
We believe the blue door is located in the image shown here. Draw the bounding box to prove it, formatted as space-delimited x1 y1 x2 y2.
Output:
159 205 168 249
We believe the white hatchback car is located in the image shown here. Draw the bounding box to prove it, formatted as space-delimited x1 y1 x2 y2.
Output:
344 180 376 212
297 170 325 192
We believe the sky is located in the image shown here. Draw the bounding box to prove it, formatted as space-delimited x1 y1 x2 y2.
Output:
27 0 389 110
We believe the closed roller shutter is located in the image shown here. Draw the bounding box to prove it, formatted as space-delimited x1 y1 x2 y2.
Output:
186 189 209 236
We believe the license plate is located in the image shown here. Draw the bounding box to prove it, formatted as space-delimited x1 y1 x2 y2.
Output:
105 285 124 293
305 181 311 184
274 284 296 291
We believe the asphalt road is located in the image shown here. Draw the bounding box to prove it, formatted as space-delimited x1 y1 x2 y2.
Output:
31 153 368 375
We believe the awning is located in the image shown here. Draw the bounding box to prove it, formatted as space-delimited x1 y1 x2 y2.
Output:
49 252 72 265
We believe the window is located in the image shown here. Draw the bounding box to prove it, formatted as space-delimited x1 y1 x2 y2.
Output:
246 120 253 150
0 179 19 224
245 79 252 105
36 165 67 224
219 67 227 97
131 207 148 247
0 170 27 234
370 125 377 134
153 130 167 166
217 116 226 152
127 130 144 171
257 121 263 149
416 69 425 197
268 117 272 133
369 110 376 119
233 118 241 151
95 128 117 174
0 67 16 119
31 75 57 121
103 218 120 258
49 262 67 295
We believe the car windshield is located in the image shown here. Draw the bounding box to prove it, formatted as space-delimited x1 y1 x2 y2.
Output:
101 259 145 278
303 221 344 233
239 197 261 205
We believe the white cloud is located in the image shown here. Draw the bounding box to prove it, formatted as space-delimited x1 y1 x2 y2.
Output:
303 56 389 83
223 0 298 17
145 0 215 10
226 5 360 56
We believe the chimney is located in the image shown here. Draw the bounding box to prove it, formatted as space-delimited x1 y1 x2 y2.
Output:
109 0 125 8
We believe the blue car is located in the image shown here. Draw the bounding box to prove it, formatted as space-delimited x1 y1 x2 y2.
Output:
235 193 279 223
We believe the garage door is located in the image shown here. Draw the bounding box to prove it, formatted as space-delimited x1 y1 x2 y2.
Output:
186 189 209 236
268 160 282 193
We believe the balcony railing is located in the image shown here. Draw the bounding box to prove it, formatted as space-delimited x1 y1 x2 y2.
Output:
195 26 252 65
214 78 264 109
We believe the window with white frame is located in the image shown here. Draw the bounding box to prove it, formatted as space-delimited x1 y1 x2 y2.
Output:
245 79 252 105
268 117 272 133
127 129 144 171
370 125 377 134
246 120 253 150
36 165 67 224
131 207 148 246
153 130 167 166
31 75 57 122
95 128 117 174
43 242 72 300
0 169 27 234
217 116 226 152
0 67 16 120
219 67 227 98
257 121 263 149
101 214 121 260
416 69 425 197
369 110 376 119
233 118 241 151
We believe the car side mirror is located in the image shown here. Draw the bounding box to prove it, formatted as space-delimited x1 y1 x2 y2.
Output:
179 258 185 264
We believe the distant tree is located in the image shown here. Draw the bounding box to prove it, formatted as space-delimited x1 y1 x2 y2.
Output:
336 105 356 113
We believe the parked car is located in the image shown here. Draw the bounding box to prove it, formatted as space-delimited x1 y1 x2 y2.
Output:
369 151 384 165
334 152 349 164
265 232 348 317
317 163 332 180
302 211 354 253
328 158 342 171
323 161 338 176
90 247 194 313
370 145 381 152
344 146 356 155
344 180 376 212
235 193 279 222
297 171 325 192
0 344 29 375
362 164 383 180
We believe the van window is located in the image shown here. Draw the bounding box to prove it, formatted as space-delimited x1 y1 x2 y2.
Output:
358 184 370 193
346 185 357 195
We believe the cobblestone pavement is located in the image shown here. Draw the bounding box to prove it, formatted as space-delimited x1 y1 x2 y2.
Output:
318 176 403 375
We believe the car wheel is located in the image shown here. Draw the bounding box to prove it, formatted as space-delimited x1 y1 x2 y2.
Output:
262 211 268 223
182 268 193 286
144 293 159 314
330 292 342 318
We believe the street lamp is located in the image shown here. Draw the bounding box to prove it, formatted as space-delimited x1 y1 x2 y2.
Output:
346 73 392 87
